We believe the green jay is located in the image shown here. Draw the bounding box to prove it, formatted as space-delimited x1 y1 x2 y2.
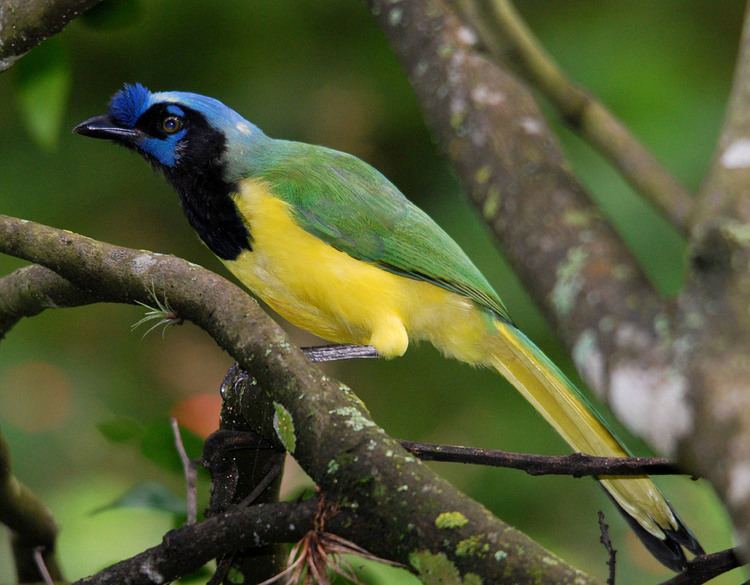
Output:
75 84 702 571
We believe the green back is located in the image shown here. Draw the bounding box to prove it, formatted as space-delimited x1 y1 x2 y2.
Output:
252 141 511 322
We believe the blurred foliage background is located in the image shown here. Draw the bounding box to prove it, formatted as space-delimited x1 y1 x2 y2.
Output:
0 0 746 583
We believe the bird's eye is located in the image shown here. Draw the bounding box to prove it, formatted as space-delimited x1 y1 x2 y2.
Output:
162 116 183 134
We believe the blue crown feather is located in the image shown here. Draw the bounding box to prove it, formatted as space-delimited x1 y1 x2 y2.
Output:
109 83 152 128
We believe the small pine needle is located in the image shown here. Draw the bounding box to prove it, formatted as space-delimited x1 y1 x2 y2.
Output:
131 283 183 338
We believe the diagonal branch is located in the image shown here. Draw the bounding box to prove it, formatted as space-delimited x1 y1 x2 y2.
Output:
658 547 742 585
0 213 598 584
399 440 682 476
0 264 687 480
0 0 104 70
73 500 317 585
465 0 694 234
368 0 690 459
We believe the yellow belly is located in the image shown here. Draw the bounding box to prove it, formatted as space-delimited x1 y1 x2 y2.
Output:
224 179 492 360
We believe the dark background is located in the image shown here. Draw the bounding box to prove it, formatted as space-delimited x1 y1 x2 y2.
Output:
0 1 744 583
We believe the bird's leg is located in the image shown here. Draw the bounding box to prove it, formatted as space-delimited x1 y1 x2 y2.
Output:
302 344 380 362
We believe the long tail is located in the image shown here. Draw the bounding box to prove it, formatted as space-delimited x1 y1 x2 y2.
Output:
490 320 703 571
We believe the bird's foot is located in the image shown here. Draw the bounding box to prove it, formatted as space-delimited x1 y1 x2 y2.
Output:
302 344 380 362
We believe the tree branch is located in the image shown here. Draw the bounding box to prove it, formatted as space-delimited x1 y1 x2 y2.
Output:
694 2 750 228
399 440 682 476
465 0 693 234
0 425 63 583
66 490 746 585
0 264 94 341
661 0 750 556
658 547 742 585
367 0 689 460
0 213 598 583
73 500 317 585
0 0 103 71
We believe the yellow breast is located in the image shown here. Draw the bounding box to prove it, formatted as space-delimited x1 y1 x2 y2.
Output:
223 179 490 360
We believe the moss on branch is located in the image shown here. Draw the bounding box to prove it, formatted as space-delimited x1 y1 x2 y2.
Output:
0 213 597 583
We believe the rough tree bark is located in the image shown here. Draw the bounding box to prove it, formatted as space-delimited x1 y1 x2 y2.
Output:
0 215 598 584
2 0 750 581
368 0 750 558
0 0 103 70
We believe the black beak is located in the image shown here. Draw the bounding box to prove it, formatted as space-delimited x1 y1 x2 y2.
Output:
73 114 141 141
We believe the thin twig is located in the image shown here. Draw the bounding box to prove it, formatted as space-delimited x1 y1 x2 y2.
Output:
33 547 55 585
400 440 682 477
597 511 616 585
171 417 198 524
468 0 694 233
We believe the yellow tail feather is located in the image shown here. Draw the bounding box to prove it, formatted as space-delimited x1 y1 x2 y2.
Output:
491 320 677 539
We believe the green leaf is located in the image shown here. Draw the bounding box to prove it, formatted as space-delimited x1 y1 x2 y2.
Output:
96 416 143 443
93 481 186 515
140 420 203 474
81 0 143 29
273 401 296 453
14 39 71 150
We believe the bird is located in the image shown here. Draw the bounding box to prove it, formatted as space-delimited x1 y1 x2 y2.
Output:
74 83 703 571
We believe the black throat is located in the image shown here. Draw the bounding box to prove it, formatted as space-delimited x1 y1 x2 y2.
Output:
155 109 251 261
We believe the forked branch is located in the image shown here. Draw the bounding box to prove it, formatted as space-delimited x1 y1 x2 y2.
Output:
466 0 694 233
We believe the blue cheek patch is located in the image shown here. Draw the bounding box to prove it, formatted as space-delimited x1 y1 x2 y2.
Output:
139 129 187 167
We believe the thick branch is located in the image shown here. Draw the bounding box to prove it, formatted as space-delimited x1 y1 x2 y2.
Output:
0 214 597 584
367 0 688 459
469 0 693 234
0 426 63 582
694 3 750 227
73 500 316 585
70 494 745 585
0 0 103 70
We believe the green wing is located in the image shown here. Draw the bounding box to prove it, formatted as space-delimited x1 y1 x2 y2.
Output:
256 142 511 322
